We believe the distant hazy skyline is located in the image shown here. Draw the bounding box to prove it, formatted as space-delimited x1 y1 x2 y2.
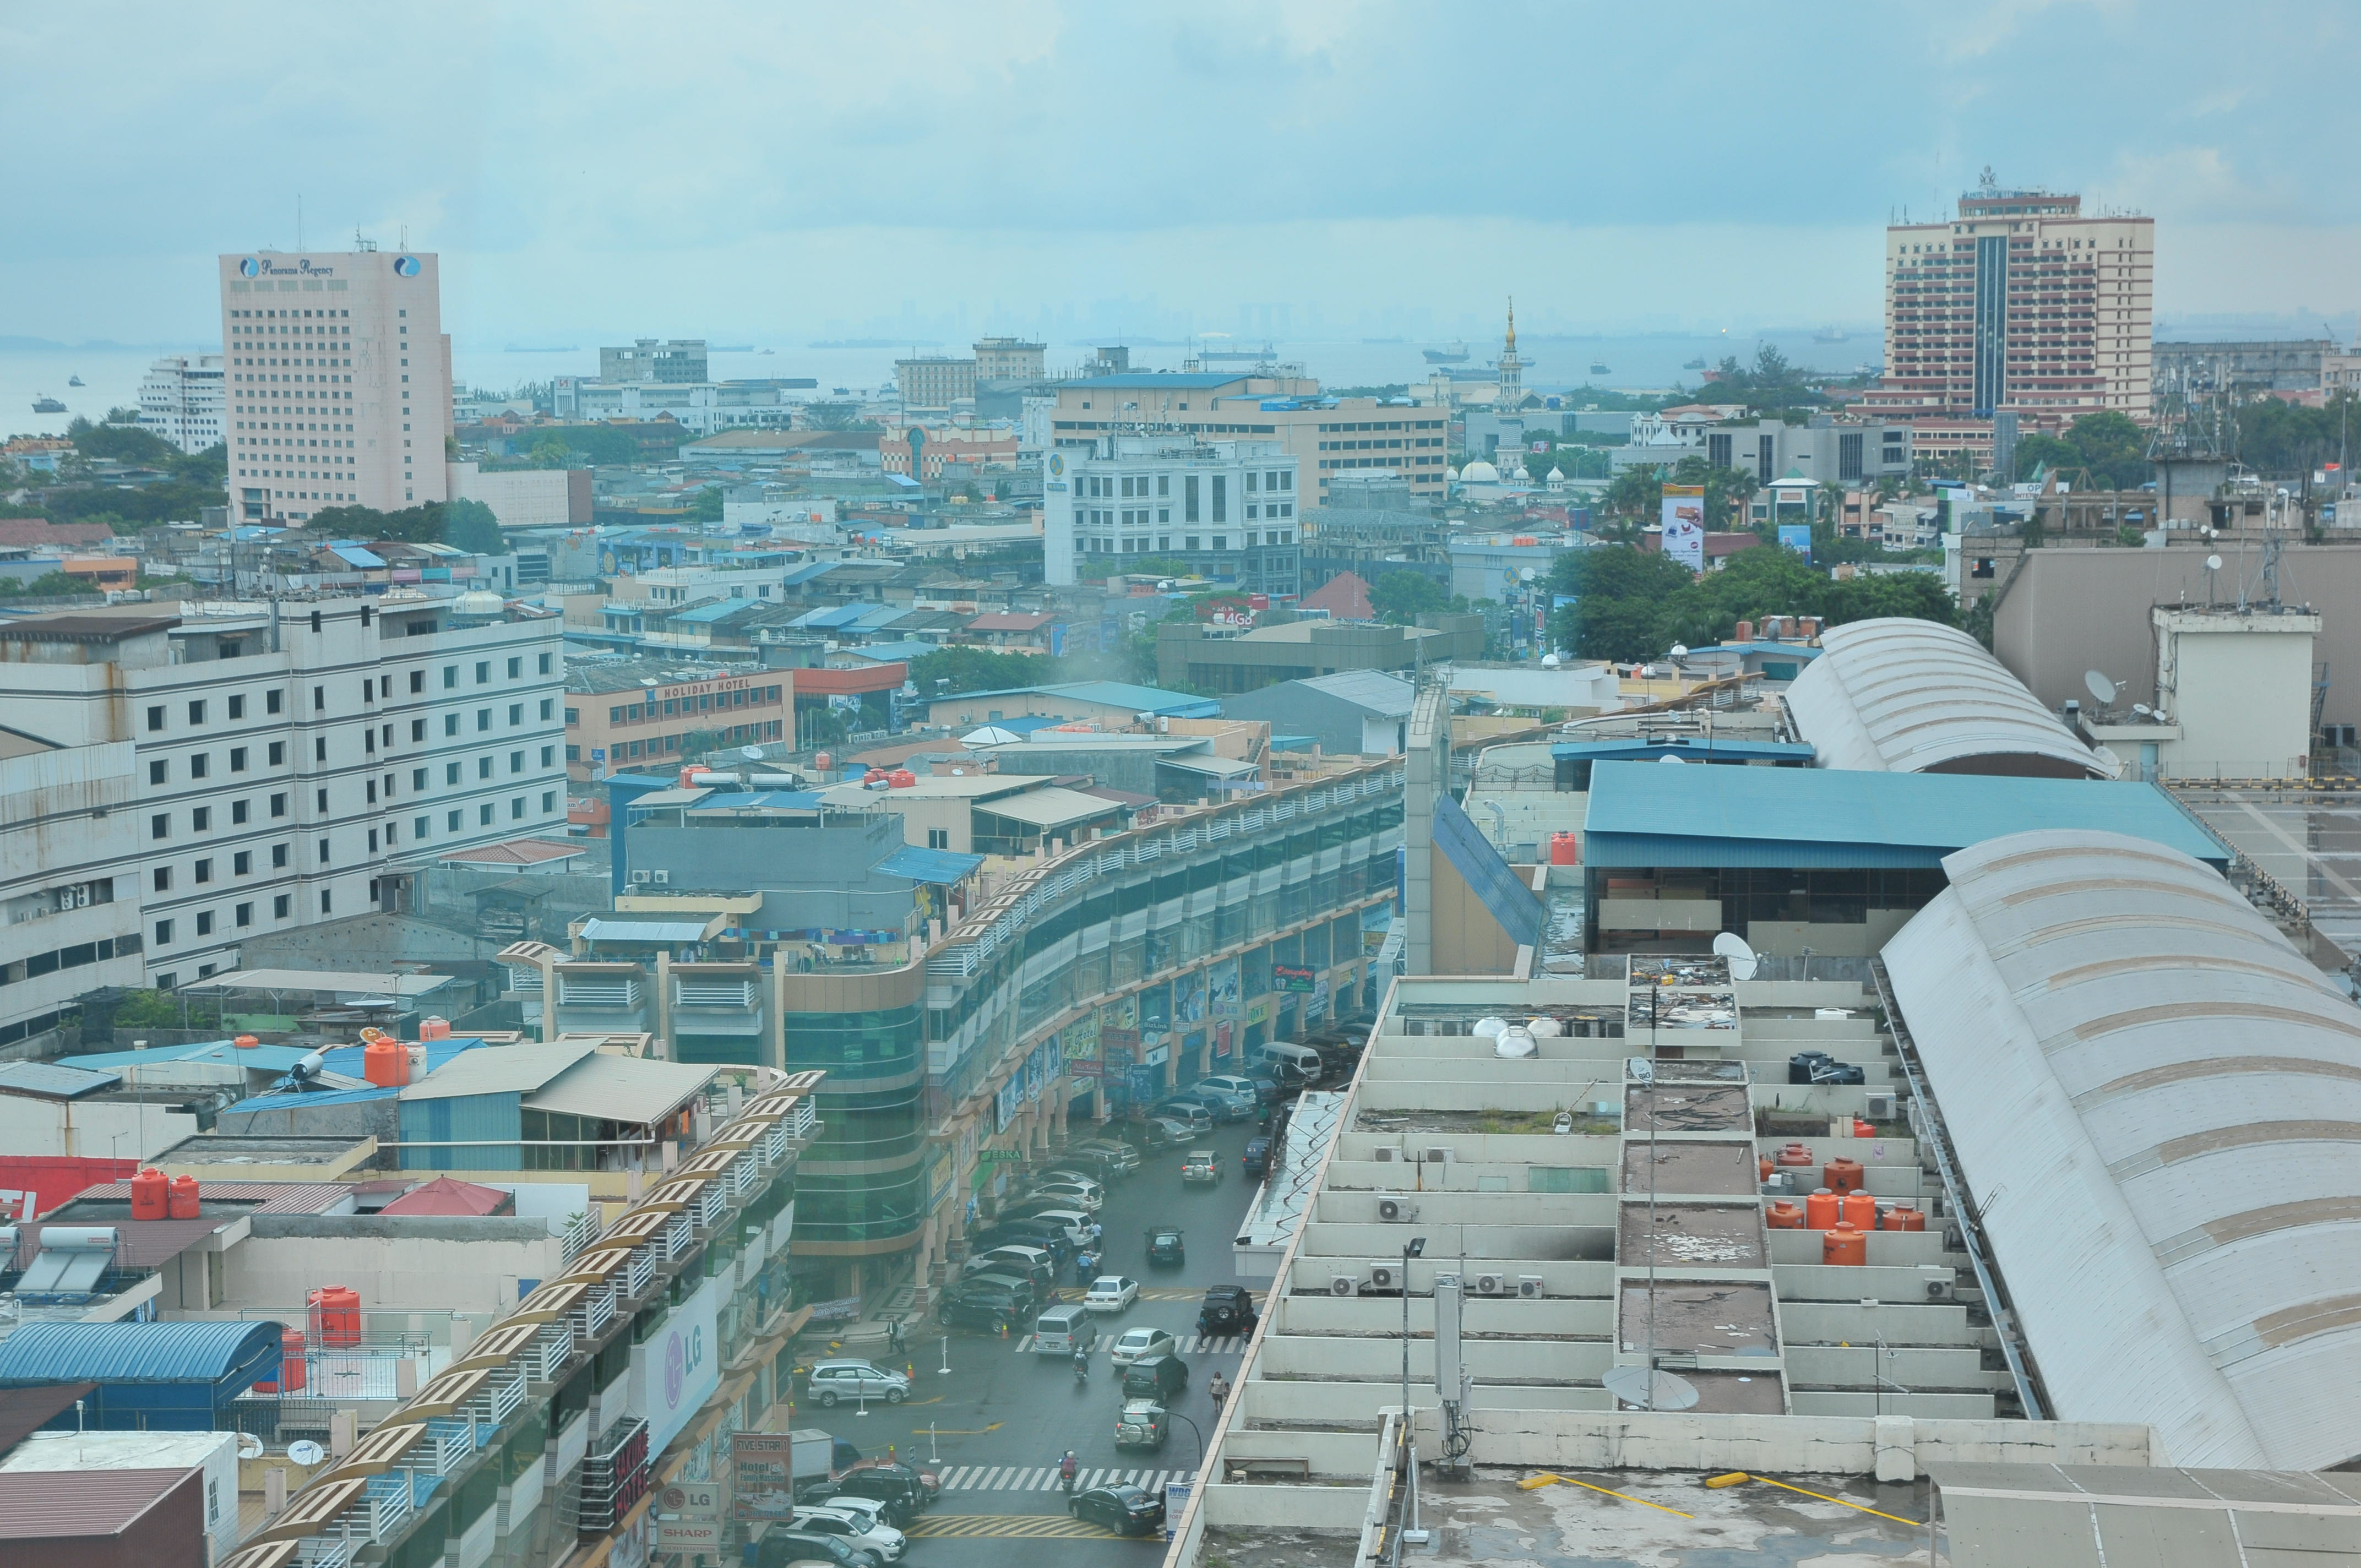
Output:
4 1 2356 349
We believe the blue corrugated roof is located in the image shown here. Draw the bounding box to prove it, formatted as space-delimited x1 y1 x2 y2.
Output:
223 1084 399 1113
939 679 1218 718
670 599 761 623
0 1320 285 1387
845 640 943 664
579 918 711 943
692 790 825 812
877 844 985 884
60 1038 317 1073
782 562 840 586
793 603 871 629
328 544 386 569
1581 762 2229 870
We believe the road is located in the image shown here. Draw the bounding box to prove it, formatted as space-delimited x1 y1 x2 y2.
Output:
803 1115 1265 1562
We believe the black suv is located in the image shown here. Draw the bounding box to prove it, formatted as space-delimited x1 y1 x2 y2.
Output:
975 1221 1074 1265
1121 1353 1190 1401
1198 1285 1257 1337
936 1278 1023 1330
757 1530 882 1568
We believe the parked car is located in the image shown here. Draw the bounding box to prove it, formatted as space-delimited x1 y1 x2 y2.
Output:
1193 1075 1263 1118
1070 1139 1143 1175
1069 1481 1167 1534
1109 1326 1178 1366
1114 1398 1168 1450
1149 1099 1216 1134
964 1244 1057 1289
1242 1136 1273 1178
1145 1226 1185 1268
1017 1209 1097 1248
1026 1179 1104 1212
975 1221 1074 1265
1181 1150 1223 1185
806 1360 910 1408
1121 1353 1190 1401
1244 1075 1285 1106
835 1460 938 1511
810 1498 904 1538
962 1270 1038 1310
936 1278 1024 1331
757 1531 882 1568
790 1507 906 1562
1134 1116 1196 1150
1035 1166 1112 1193
1199 1286 1257 1336
1084 1275 1140 1313
803 1470 922 1526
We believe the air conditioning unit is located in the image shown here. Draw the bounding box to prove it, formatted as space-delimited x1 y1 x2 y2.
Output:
1367 1263 1397 1291
1924 1277 1954 1300
1865 1090 1897 1120
651 869 670 885
1372 1146 1399 1164
1472 1273 1504 1296
1329 1275 1358 1298
629 869 652 885
1376 1195 1419 1223
1517 1275 1544 1299
1421 1147 1452 1166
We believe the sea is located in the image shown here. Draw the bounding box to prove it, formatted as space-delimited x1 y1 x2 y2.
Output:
0 331 1890 442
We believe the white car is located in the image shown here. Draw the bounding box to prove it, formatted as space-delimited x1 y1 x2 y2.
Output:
813 1497 900 1537
1021 1209 1097 1246
805 1359 910 1407
1026 1180 1103 1212
1084 1275 1140 1313
1036 1167 1107 1191
791 1506 907 1562
1110 1325 1178 1366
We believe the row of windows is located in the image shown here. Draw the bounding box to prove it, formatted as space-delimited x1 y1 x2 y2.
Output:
597 684 782 725
1081 504 1295 528
575 723 781 761
0 933 140 988
137 655 556 734
153 842 289 887
1082 532 1296 556
145 717 554 783
145 749 556 840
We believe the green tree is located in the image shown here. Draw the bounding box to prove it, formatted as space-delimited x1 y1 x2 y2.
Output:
65 415 177 467
689 485 725 522
1543 545 1695 662
7 570 99 599
442 497 504 555
906 646 1053 697
2064 410 2150 488
2011 433 2082 481
1370 569 1455 625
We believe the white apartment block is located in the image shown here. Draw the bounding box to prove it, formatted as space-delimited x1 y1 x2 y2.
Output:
136 355 225 455
217 247 454 525
0 600 567 989
1870 179 2153 427
1045 435 1301 597
0 735 144 1047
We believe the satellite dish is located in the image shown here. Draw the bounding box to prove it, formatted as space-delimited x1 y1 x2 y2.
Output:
740 745 764 760
1711 931 1760 982
1520 567 1538 581
1541 653 1562 667
1602 1366 1700 1411
2083 670 2117 705
236 1432 266 1460
2206 554 2224 571
1668 643 1690 657
287 1439 326 1466
1627 1057 1654 1085
2132 704 2151 717
1657 753 1687 764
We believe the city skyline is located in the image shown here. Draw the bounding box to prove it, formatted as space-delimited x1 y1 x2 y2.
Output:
3 2 2357 347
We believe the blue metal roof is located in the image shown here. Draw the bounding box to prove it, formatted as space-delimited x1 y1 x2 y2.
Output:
1581 762 2231 870
579 918 711 943
670 599 761 623
0 1320 285 1387
224 1084 399 1113
925 679 1217 717
792 603 871 629
845 640 943 664
877 844 986 884
1552 739 1817 765
693 790 825 812
781 562 840 586
60 1038 318 1073
328 544 386 569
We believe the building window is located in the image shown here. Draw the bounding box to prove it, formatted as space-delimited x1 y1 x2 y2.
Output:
320 890 333 914
266 688 283 714
228 694 245 720
195 911 214 937
233 851 251 875
538 652 553 674
229 746 247 772
410 669 426 694
477 709 492 732
540 698 554 721
540 745 556 767
188 699 206 725
511 797 526 819
271 843 289 868
153 867 171 892
313 737 327 763
414 815 430 839
269 741 286 765
443 665 458 689
444 714 459 737
146 705 165 732
273 895 290 919
447 810 463 831
478 757 493 780
189 753 209 780
148 759 168 785
475 661 490 684
508 703 523 726
154 919 173 946
194 858 212 884
236 903 252 928
192 806 209 831
1212 475 1227 522
1184 475 1200 522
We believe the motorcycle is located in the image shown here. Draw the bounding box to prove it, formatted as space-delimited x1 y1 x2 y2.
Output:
1073 1349 1091 1386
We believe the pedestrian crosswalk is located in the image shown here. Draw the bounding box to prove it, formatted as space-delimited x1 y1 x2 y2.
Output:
1013 1334 1249 1355
934 1465 1200 1493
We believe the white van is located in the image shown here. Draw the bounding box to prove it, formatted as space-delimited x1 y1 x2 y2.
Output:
1032 1303 1097 1355
1255 1041 1325 1085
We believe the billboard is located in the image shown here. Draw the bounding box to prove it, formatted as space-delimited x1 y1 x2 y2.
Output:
634 1274 720 1456
1660 486 1706 571
1777 522 1812 562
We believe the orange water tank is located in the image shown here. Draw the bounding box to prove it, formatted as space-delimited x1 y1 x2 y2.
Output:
888 769 917 789
253 1327 308 1394
1840 1190 1877 1231
130 1167 170 1221
1774 1142 1815 1168
1765 1201 1804 1229
232 1034 260 1050
167 1175 200 1219
1758 1156 1775 1183
419 1016 451 1042
1823 1226 1867 1266
1732 620 1755 643
1852 1118 1877 1137
1823 1157 1865 1194
1881 1206 1926 1232
309 1286 361 1347
678 765 711 790
364 1041 410 1088
814 751 834 774
1549 831 1581 865
1804 1188 1840 1229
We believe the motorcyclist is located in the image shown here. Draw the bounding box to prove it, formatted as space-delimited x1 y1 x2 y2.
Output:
1059 1450 1080 1490
1073 1348 1090 1382
1074 1246 1099 1283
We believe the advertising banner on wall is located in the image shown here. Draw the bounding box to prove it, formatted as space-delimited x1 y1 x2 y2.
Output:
734 1433 797 1521
1777 522 1812 562
1661 485 1706 571
1209 957 1241 1017
1176 969 1207 1027
633 1274 720 1456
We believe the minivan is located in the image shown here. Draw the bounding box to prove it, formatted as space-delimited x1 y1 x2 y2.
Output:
963 1245 1056 1288
1194 1076 1261 1117
1255 1042 1324 1085
1032 1303 1097 1355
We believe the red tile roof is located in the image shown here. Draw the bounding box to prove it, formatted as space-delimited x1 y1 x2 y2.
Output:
1301 571 1375 620
436 837 587 866
378 1175 514 1216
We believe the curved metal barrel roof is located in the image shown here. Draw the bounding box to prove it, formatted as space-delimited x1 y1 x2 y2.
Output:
1787 617 2107 777
1885 829 2361 1468
0 1319 285 1387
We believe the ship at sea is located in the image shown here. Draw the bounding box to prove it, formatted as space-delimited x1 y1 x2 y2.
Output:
1422 340 1470 364
1813 327 1847 344
1590 362 1612 376
31 394 66 413
1682 357 1707 371
67 375 85 387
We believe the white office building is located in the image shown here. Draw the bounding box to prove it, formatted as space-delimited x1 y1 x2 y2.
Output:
0 598 567 988
217 247 454 525
1045 435 1300 597
135 355 225 455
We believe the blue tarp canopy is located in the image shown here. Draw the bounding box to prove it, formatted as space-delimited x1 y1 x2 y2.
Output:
877 844 985 884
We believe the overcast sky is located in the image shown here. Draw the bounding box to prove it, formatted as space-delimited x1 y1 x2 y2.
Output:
4 0 2356 346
